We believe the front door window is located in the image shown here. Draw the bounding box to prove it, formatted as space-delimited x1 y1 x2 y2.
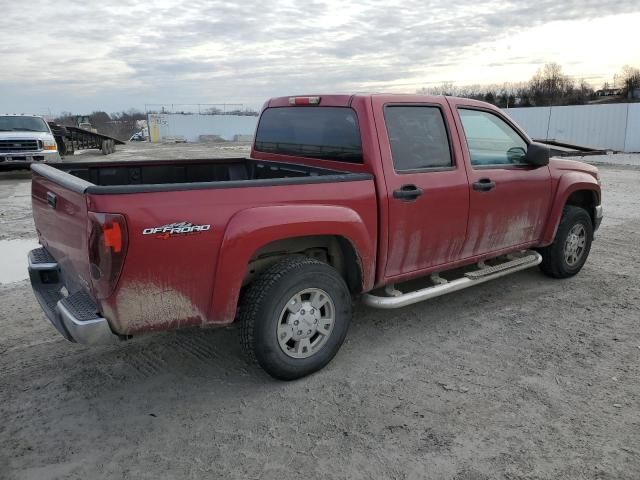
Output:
458 109 528 167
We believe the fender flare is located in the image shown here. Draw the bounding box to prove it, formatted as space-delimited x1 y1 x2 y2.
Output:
209 204 376 323
541 172 600 245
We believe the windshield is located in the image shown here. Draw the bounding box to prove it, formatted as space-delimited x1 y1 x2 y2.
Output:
0 116 49 132
254 107 363 163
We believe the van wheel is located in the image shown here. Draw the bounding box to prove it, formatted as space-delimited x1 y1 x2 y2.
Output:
239 256 352 380
538 205 593 278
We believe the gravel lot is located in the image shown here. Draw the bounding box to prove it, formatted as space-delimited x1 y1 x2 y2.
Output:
1 145 639 479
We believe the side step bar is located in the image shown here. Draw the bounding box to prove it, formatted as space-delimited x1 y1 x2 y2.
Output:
362 251 542 309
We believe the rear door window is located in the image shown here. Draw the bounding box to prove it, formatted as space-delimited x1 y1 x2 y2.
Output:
254 107 362 163
383 106 453 171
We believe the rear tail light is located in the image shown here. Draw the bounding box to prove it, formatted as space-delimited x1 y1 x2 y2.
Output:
88 212 128 299
289 96 321 105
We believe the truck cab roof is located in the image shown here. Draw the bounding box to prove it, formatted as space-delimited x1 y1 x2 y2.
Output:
265 93 497 109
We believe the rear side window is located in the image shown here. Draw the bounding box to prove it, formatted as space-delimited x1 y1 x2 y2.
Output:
384 106 453 171
254 107 362 163
458 109 528 166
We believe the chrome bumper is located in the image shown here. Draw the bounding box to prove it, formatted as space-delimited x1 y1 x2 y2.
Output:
594 205 603 231
0 151 61 165
28 247 121 345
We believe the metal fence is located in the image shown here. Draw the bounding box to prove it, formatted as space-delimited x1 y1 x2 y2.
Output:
144 104 257 115
504 103 640 152
148 113 258 143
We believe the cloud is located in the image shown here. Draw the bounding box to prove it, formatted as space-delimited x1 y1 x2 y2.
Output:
0 0 638 113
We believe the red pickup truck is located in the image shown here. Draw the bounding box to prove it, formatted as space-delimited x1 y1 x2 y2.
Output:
28 94 602 379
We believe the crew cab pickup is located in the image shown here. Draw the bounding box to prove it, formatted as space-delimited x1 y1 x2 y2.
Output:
28 94 602 379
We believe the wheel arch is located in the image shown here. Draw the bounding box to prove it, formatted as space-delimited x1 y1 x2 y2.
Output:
242 234 363 292
541 173 600 245
566 189 599 225
209 205 376 324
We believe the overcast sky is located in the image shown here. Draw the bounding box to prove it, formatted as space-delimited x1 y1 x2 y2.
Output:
1 0 638 115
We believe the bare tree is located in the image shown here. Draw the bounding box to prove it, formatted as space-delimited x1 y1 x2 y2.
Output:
619 65 640 97
417 63 597 107
528 63 576 106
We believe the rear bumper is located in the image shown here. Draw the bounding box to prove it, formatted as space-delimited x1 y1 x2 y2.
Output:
594 205 603 231
28 247 121 345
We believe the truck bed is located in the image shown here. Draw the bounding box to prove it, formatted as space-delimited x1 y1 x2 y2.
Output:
33 157 367 194
29 156 377 337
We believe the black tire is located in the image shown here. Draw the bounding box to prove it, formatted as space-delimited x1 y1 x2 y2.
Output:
538 205 593 278
239 256 352 380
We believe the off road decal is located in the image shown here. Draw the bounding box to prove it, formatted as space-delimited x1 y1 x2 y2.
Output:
143 222 211 239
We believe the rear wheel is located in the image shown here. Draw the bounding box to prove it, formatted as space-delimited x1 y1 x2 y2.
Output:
239 256 352 380
538 205 593 278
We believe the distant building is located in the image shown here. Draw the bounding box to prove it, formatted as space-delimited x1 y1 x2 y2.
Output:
595 88 623 96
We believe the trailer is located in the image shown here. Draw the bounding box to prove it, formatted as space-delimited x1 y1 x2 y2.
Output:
48 122 125 157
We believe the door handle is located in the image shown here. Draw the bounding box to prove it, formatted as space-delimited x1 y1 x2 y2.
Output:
393 184 423 201
473 178 496 192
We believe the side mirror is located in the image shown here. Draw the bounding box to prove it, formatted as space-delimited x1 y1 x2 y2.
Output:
507 146 526 163
524 142 550 167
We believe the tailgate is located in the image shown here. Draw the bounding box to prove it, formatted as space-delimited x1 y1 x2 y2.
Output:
31 166 92 294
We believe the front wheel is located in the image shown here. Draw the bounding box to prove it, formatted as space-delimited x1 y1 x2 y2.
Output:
538 205 593 278
239 256 352 380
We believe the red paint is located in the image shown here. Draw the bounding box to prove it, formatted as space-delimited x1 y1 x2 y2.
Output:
31 176 92 294
31 94 601 336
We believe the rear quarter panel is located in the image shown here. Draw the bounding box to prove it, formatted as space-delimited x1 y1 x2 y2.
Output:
88 178 377 334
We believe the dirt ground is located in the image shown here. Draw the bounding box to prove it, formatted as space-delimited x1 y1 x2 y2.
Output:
1 145 639 480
